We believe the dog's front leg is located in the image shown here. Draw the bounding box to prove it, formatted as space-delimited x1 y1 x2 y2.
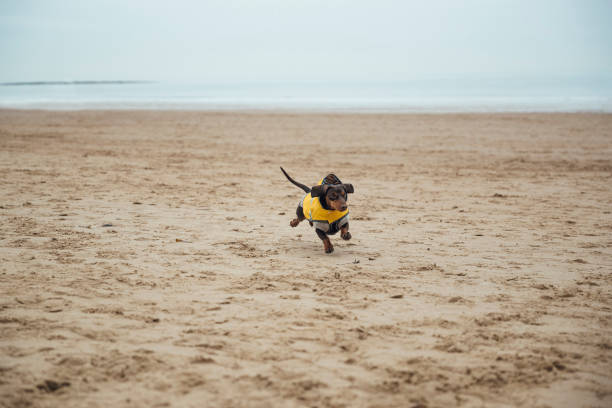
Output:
341 223 351 241
316 229 334 253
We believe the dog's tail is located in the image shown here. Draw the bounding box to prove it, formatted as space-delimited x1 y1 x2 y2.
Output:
280 167 310 193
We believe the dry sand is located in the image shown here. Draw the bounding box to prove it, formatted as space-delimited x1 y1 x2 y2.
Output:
0 109 611 407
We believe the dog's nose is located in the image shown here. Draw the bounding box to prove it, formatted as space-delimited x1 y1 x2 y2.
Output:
340 205 347 211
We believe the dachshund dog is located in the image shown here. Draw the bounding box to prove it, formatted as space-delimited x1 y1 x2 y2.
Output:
281 167 354 253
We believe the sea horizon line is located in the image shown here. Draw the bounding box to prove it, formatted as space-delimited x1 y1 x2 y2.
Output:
0 80 155 86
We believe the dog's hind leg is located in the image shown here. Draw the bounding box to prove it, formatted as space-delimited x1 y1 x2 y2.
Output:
316 229 334 253
290 205 305 227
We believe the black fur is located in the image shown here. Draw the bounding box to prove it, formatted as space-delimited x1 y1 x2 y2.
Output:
280 167 310 193
322 174 342 185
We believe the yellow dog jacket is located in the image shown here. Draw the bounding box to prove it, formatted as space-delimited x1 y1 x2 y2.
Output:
300 179 349 234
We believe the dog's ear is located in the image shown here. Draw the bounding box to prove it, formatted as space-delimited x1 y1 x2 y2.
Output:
343 184 354 194
310 185 329 197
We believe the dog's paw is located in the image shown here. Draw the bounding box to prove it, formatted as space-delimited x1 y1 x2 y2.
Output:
290 219 300 227
325 246 334 254
341 231 352 241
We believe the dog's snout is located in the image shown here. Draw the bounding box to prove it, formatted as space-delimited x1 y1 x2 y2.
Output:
340 205 348 211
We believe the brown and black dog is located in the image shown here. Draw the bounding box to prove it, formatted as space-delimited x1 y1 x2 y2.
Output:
281 167 354 253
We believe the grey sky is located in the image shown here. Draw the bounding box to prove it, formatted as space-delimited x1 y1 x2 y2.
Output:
0 0 610 82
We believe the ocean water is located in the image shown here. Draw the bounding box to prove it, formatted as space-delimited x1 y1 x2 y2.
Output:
1 77 611 112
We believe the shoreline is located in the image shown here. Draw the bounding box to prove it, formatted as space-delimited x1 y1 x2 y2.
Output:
2 77 610 113
2 107 612 115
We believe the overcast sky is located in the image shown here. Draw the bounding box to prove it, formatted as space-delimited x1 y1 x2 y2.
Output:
0 0 610 82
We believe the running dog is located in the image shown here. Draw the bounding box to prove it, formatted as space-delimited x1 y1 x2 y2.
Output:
280 167 354 253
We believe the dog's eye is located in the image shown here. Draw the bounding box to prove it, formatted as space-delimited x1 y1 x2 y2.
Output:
329 194 338 200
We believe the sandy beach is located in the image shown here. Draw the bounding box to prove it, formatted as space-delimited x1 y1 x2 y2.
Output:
0 109 611 407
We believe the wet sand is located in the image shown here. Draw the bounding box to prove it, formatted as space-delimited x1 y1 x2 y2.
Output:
1 110 611 407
